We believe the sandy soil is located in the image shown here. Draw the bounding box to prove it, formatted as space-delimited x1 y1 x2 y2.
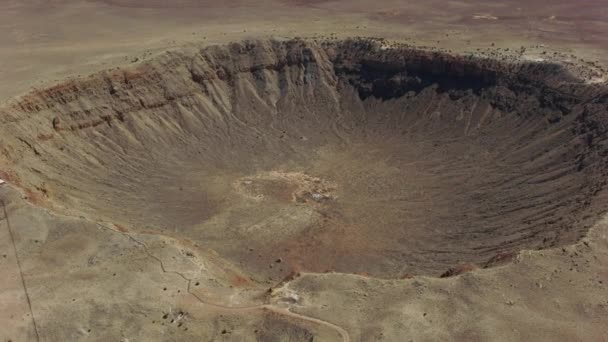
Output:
1 2 608 342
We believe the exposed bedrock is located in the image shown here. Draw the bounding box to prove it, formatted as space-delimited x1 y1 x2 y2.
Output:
1 39 607 279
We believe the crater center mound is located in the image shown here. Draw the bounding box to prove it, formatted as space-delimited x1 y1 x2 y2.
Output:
1 39 607 279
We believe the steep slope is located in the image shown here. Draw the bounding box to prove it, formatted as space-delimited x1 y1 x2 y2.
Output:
0 39 607 278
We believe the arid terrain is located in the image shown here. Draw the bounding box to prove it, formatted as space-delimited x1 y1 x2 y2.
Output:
1 1 608 342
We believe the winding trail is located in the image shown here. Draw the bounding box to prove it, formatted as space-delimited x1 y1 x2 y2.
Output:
0 199 40 342
96 222 351 342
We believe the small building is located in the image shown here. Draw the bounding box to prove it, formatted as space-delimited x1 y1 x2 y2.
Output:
0 179 5 185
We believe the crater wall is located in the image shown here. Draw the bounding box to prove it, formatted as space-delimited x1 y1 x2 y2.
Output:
1 39 607 278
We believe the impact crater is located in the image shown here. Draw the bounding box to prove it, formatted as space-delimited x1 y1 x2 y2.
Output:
1 39 607 279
